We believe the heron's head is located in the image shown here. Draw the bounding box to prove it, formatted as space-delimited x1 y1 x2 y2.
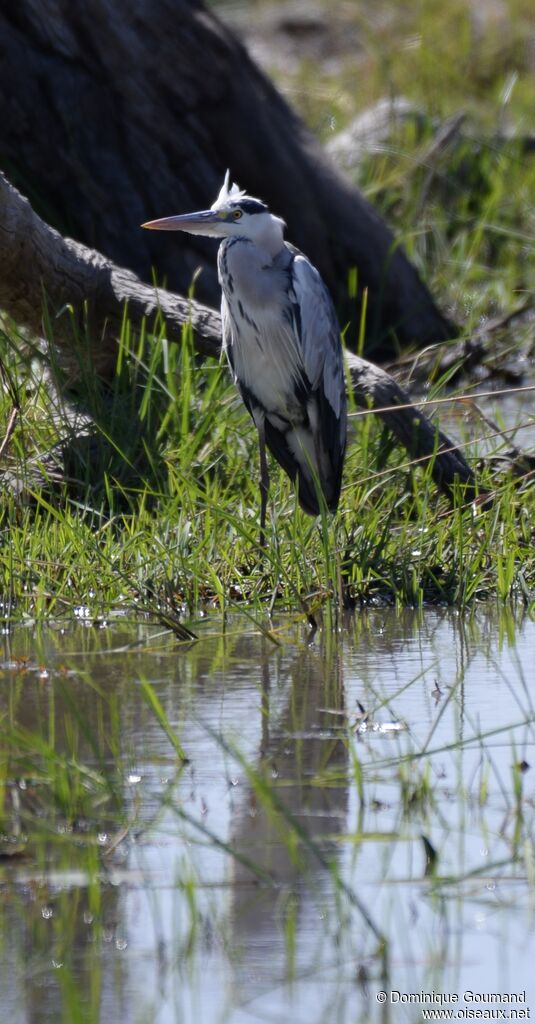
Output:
142 171 285 251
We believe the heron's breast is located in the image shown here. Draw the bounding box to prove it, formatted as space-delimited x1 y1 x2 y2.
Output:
219 239 305 417
227 305 305 419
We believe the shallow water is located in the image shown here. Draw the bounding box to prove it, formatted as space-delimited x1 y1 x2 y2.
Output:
1 607 534 1023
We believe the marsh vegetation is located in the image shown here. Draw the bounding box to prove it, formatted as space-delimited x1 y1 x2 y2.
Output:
1 0 535 1021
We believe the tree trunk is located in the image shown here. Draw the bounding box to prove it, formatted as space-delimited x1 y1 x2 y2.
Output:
0 171 478 503
0 0 452 360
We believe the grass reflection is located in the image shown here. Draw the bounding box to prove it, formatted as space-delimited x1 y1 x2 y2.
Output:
0 609 533 1022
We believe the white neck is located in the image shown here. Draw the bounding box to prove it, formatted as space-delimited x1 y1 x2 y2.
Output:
252 214 285 259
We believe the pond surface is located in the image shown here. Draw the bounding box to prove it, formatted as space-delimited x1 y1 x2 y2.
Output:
1 607 534 1023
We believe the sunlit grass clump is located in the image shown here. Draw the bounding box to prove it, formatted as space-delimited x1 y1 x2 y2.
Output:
0 302 533 632
2 0 535 627
1 6 535 1015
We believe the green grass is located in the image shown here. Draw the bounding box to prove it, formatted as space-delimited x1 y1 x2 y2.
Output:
0 303 533 629
1 0 535 629
0 606 533 1021
1 6 535 1019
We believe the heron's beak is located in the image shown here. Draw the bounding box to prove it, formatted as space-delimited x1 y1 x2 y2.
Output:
142 210 222 234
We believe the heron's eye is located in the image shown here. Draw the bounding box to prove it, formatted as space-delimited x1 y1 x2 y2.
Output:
233 209 243 220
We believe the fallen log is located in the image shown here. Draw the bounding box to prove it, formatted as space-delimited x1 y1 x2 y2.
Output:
346 354 478 501
0 171 477 502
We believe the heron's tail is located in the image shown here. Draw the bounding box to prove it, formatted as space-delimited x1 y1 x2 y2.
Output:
264 417 343 516
296 466 341 516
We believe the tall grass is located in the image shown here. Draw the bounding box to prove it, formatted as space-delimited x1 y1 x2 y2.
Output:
0 303 533 630
1 0 535 628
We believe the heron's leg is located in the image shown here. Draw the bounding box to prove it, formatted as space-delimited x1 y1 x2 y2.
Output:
257 422 270 549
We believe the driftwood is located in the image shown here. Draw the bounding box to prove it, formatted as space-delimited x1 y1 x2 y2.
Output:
0 172 477 502
0 0 453 359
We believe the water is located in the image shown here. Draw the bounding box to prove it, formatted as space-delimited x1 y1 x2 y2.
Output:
1 607 534 1023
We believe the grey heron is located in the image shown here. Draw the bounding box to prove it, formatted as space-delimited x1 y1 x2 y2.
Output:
143 173 347 543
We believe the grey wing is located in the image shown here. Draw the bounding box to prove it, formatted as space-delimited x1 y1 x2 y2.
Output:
220 291 259 423
221 294 245 395
289 253 347 439
220 295 233 369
